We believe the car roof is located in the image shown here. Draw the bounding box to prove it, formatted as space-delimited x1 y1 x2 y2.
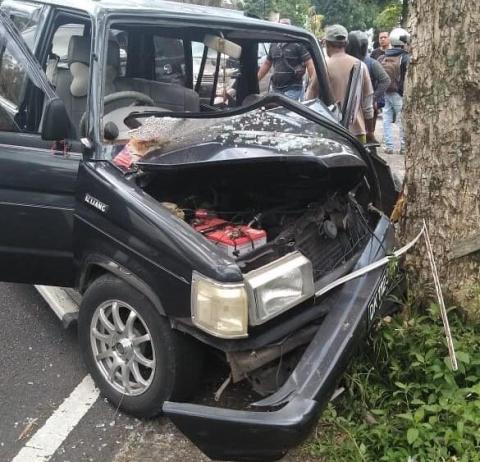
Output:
29 0 307 35
44 0 243 16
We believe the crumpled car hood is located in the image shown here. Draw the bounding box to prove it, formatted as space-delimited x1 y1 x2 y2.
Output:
135 100 366 172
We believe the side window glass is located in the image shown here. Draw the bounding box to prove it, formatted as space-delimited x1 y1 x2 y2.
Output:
153 36 185 85
0 24 45 133
1 0 43 50
0 38 27 107
47 20 92 138
51 23 85 62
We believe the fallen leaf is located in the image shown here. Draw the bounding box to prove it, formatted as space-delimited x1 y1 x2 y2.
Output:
364 411 378 425
18 418 38 441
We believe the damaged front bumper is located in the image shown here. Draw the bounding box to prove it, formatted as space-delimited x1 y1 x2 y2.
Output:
163 217 394 462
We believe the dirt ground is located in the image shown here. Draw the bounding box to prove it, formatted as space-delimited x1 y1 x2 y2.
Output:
112 419 323 462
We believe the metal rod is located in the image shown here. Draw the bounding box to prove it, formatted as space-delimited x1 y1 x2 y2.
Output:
210 51 221 106
423 219 458 371
194 45 209 94
214 374 232 402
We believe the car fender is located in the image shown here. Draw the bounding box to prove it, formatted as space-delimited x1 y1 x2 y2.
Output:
78 254 166 315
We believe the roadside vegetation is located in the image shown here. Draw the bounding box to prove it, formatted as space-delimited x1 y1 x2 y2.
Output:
306 283 480 461
241 0 403 30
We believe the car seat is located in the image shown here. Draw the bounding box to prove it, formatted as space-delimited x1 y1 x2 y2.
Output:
53 36 90 137
109 41 200 112
54 35 201 138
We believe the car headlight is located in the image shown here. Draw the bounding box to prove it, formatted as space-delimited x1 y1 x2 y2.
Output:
191 271 248 338
245 252 315 325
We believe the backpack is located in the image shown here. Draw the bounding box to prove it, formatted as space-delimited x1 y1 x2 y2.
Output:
378 54 402 93
270 43 306 88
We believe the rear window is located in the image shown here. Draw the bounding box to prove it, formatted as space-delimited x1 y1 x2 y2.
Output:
51 23 85 60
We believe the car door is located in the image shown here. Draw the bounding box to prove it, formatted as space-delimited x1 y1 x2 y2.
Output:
0 10 80 286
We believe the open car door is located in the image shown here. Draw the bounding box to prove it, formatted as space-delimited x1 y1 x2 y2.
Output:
0 10 79 286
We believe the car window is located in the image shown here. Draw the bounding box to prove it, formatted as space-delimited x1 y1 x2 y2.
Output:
0 35 28 107
192 41 217 60
0 23 46 133
1 0 43 50
45 19 93 137
100 23 322 138
192 41 239 105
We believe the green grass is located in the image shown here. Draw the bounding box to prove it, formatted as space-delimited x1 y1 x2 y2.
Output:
306 303 480 462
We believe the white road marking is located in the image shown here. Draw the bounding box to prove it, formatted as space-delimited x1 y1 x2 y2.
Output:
11 375 99 462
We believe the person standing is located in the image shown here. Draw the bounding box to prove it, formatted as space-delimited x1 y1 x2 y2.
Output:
346 30 391 141
307 25 374 143
370 31 390 60
378 28 410 154
257 19 315 101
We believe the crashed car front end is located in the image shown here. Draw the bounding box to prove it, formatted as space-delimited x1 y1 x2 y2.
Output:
164 216 393 462
103 96 397 461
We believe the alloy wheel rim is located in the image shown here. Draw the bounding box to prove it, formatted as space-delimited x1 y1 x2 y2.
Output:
90 300 155 396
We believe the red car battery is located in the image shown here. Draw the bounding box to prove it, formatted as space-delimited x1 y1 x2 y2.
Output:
193 210 267 258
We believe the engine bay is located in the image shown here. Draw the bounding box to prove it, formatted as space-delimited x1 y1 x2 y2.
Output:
184 200 368 280
142 164 373 281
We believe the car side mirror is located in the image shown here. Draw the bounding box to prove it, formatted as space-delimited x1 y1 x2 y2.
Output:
41 97 75 141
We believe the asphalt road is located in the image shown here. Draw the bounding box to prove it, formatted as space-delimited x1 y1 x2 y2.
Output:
0 282 227 462
0 283 315 462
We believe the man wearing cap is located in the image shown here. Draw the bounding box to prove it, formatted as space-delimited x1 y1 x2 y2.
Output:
257 18 315 101
307 24 375 143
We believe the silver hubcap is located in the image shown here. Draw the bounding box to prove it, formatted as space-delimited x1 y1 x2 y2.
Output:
90 300 155 396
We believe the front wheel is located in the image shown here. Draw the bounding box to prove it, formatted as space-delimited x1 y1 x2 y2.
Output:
78 274 203 418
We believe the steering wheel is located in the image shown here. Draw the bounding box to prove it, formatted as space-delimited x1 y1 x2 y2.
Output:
79 91 155 138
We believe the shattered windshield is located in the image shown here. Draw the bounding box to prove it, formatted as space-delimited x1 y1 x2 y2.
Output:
99 20 331 158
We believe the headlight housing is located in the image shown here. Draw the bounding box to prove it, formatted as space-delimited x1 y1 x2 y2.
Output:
191 271 248 338
245 252 315 325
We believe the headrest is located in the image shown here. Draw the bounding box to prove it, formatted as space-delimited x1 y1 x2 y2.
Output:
107 40 120 70
70 62 89 97
68 36 91 66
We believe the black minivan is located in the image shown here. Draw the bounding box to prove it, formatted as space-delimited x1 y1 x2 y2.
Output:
0 1 398 460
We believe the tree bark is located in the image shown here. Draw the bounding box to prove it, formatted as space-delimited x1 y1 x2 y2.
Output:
402 1 480 314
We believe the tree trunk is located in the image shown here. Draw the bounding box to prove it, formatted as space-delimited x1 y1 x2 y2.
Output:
402 1 480 314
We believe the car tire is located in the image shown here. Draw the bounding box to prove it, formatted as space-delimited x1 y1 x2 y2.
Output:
78 274 203 418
